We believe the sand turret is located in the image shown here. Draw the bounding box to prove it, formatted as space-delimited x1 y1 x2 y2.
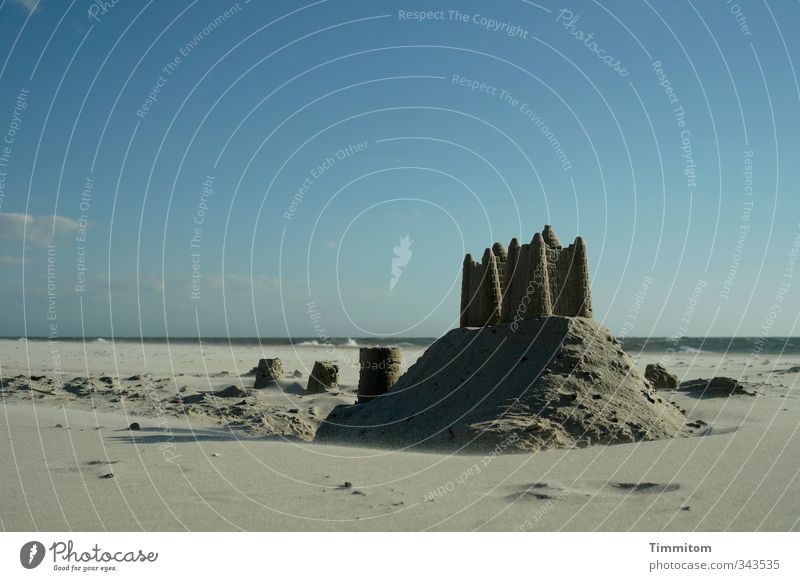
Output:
501 238 521 322
491 242 507 262
528 232 553 318
460 254 474 328
358 347 403 403
571 236 592 317
459 225 593 327
542 224 561 248
480 248 503 326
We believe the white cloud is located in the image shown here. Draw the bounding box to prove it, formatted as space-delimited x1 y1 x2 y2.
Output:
208 274 280 293
95 274 164 293
0 256 29 267
11 0 40 14
0 213 81 246
324 240 337 250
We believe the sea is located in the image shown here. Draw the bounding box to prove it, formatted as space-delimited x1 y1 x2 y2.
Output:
4 336 800 355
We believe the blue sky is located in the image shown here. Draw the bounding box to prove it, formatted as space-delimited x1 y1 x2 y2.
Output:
0 0 799 339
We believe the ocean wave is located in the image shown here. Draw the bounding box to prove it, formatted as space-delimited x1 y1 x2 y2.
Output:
295 338 360 348
678 345 703 354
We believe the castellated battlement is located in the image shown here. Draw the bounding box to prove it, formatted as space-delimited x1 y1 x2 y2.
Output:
460 225 592 327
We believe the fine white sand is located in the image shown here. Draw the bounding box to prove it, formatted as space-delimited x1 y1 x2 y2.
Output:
1 339 799 531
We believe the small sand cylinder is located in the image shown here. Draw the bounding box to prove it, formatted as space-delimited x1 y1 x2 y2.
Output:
254 358 283 388
357 347 402 403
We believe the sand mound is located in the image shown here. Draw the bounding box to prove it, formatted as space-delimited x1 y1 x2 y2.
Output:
679 377 758 397
316 317 695 452
0 373 350 442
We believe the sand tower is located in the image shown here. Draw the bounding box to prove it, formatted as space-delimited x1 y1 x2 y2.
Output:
460 225 592 326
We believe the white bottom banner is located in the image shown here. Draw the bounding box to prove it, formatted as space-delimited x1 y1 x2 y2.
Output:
0 532 796 580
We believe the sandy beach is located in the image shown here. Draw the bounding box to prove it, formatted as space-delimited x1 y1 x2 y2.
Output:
4 3 800 578
2 338 798 531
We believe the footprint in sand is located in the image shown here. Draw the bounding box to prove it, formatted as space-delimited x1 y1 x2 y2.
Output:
507 482 564 501
611 482 679 493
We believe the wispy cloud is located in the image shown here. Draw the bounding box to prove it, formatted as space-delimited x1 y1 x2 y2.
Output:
0 256 29 267
11 0 40 14
208 274 280 293
96 274 164 293
323 240 337 250
0 213 81 246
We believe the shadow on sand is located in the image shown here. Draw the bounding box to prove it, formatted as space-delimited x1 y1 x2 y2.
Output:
108 426 300 444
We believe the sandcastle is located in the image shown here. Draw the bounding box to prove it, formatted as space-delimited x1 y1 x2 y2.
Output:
254 358 283 388
317 225 695 452
460 225 592 326
307 361 339 394
357 347 403 403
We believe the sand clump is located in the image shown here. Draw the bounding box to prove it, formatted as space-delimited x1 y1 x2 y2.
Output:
645 363 679 390
317 317 695 452
0 371 351 442
307 361 339 394
679 377 757 397
254 358 283 388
